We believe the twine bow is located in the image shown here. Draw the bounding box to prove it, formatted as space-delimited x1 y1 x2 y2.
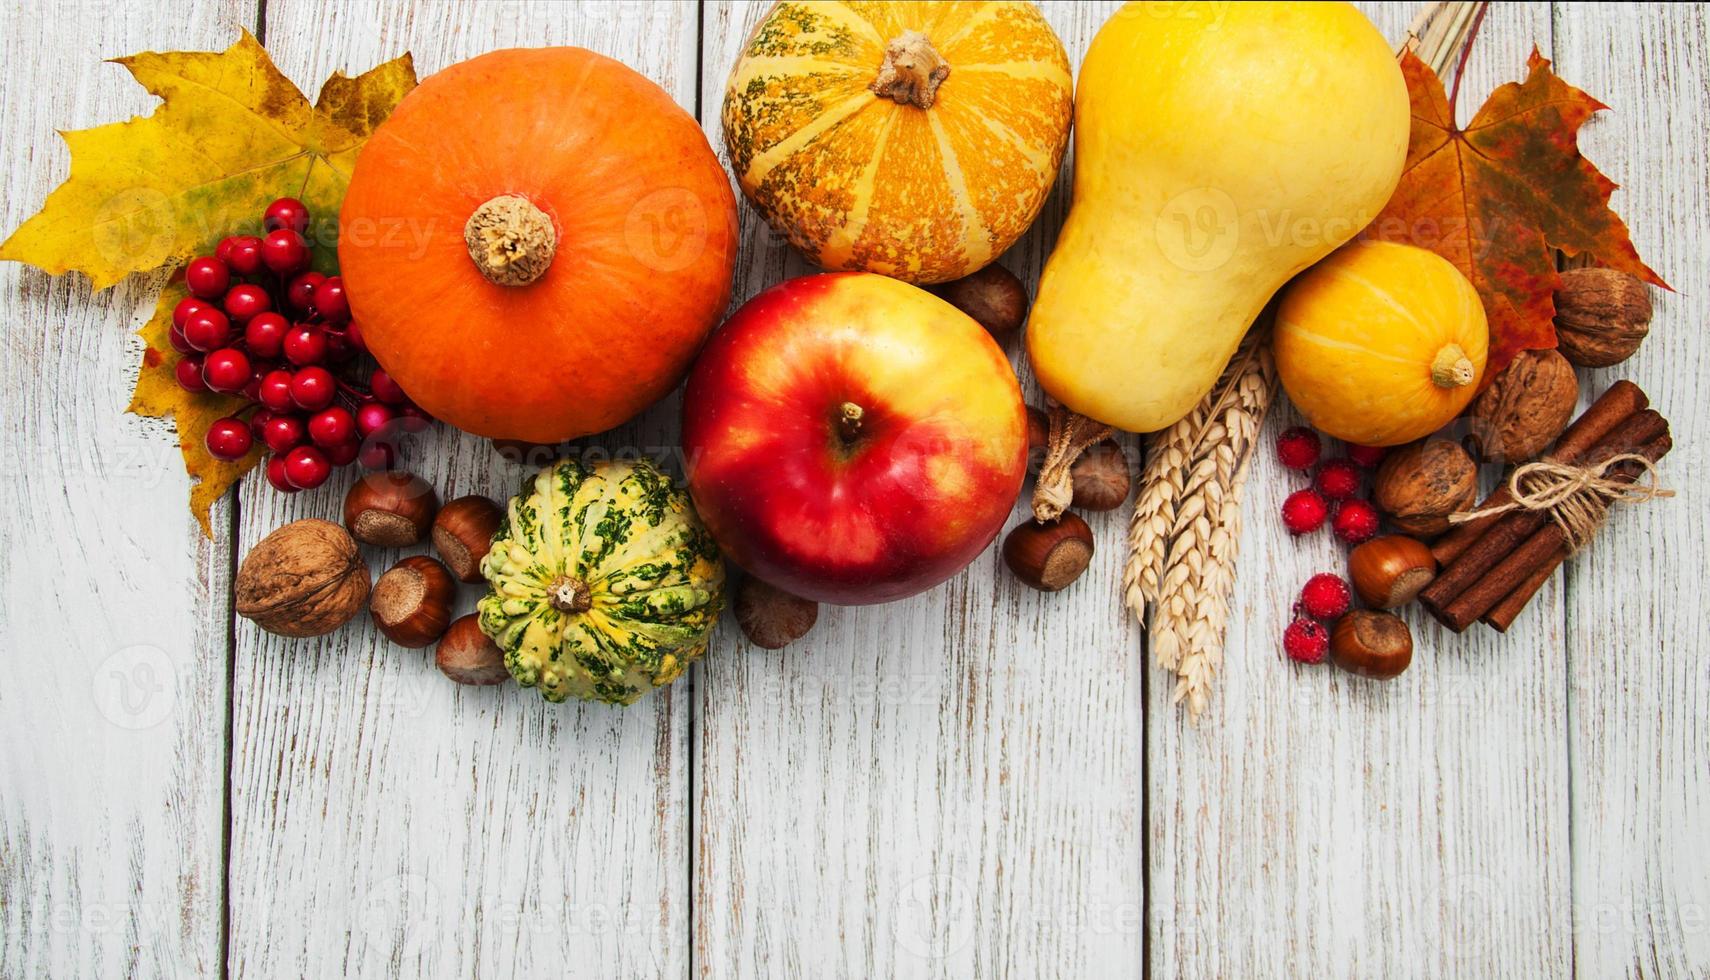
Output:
1447 454 1673 552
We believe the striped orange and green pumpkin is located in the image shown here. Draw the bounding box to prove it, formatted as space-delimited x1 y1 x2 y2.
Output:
477 458 725 705
722 1 1072 284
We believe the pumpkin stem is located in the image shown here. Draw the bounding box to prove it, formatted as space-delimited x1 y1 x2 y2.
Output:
546 575 592 613
837 401 865 443
870 30 950 109
1429 343 1477 388
465 195 557 287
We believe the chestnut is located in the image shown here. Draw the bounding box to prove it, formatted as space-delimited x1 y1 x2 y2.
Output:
933 264 1029 337
343 471 438 547
369 555 457 648
433 495 504 583
1002 513 1094 592
435 614 510 686
734 578 818 649
1348 535 1437 609
1070 439 1132 512
1330 610 1414 680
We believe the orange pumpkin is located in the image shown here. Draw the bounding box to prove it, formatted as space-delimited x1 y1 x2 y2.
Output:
722 1 1072 284
339 48 739 442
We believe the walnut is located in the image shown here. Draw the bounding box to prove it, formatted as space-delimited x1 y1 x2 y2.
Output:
1373 439 1478 538
1553 268 1652 367
235 519 371 637
1466 349 1579 463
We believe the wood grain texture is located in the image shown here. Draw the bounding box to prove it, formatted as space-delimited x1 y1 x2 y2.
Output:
0 2 253 978
1145 5 1574 977
1555 4 1710 976
692 4 1145 978
223 4 697 978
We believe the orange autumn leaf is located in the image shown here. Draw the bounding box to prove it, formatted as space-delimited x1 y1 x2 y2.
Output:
1370 48 1668 382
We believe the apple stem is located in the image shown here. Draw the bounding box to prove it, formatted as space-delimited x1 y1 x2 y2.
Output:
837 401 865 443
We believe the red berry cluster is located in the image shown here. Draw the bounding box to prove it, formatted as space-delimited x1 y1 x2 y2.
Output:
1274 426 1384 544
1282 573 1352 664
167 198 432 493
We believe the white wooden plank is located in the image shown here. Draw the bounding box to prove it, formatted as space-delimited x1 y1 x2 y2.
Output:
224 4 698 977
692 4 1145 977
1145 4 1574 976
1554 4 1710 976
0 2 250 977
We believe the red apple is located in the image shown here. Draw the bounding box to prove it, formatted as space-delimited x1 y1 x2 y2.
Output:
682 273 1027 605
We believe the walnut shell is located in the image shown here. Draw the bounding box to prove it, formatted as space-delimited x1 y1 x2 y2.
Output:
1373 439 1477 538
1553 268 1652 367
1466 349 1579 463
235 519 371 637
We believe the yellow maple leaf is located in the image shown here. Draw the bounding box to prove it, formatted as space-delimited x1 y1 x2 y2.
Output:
1 30 415 536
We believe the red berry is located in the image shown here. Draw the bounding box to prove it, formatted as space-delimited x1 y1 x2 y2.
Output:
263 197 310 235
223 283 272 323
175 356 208 393
357 440 397 471
289 366 336 411
1276 426 1321 471
1299 573 1352 620
261 229 310 275
369 369 408 405
185 256 230 299
215 237 237 265
343 320 365 353
244 312 290 359
261 414 306 453
285 271 325 315
240 363 269 401
1283 616 1330 665
265 455 299 494
172 296 208 330
225 235 265 276
257 369 295 412
205 416 254 460
283 325 327 366
325 441 361 467
1347 443 1389 468
1333 499 1381 545
182 308 232 352
1281 488 1329 535
308 406 356 447
167 322 194 355
355 401 395 438
323 328 358 363
283 445 332 490
313 276 350 323
249 409 275 440
201 348 251 394
1315 458 1362 501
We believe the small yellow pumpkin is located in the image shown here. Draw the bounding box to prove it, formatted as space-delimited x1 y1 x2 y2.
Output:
1275 241 1490 446
722 1 1072 284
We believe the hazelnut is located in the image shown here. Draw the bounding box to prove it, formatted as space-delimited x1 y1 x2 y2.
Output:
1329 610 1414 680
235 519 371 637
343 471 438 547
1373 439 1477 537
432 495 504 583
435 614 510 686
734 578 818 649
370 555 457 648
1003 513 1094 592
1348 535 1437 608
1466 349 1579 463
1070 439 1132 512
1553 267 1652 367
933 264 1028 337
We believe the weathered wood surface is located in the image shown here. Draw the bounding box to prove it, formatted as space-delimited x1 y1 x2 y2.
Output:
0 2 1704 978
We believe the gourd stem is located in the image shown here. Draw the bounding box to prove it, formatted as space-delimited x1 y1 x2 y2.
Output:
870 30 950 109
1430 343 1476 388
547 575 592 613
837 401 865 443
465 195 557 287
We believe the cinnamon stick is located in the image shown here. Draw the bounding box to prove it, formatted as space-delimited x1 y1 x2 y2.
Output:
1432 431 1672 632
1432 380 1648 565
1482 432 1673 631
1419 408 1667 620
